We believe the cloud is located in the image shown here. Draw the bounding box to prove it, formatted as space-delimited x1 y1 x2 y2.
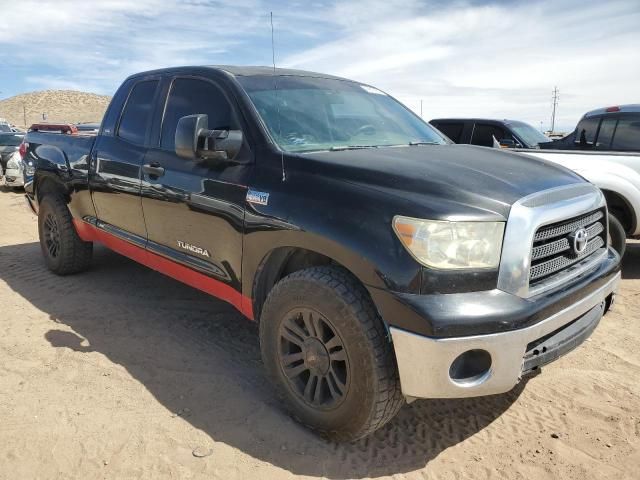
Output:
1 0 638 130
282 0 640 130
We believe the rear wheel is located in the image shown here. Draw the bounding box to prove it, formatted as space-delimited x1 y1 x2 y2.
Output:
259 266 403 441
38 194 93 275
608 214 626 258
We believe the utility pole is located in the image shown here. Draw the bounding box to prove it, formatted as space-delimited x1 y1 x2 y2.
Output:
23 103 27 127
550 86 559 133
420 99 423 118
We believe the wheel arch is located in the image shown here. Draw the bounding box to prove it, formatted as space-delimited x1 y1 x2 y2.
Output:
601 188 636 235
35 172 70 205
251 245 380 324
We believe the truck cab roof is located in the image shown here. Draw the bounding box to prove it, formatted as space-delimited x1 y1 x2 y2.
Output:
126 65 351 82
583 104 640 118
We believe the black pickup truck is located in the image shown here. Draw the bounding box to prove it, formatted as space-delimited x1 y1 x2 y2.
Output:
23 66 620 440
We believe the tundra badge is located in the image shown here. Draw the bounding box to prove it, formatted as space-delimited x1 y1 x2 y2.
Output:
177 240 211 258
246 189 269 206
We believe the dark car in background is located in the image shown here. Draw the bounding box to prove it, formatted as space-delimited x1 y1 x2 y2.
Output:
0 132 25 172
75 122 101 134
430 118 551 149
540 104 640 151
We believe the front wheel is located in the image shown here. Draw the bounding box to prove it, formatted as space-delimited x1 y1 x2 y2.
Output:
259 266 403 441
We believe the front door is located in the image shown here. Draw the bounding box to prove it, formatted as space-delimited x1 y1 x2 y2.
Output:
140 76 252 302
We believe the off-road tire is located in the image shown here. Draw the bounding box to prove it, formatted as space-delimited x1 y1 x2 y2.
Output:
38 194 93 275
259 265 404 441
608 214 626 258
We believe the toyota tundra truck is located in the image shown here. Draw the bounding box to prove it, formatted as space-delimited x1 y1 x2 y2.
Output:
22 66 620 440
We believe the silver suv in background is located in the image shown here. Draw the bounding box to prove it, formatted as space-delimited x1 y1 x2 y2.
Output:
0 132 25 188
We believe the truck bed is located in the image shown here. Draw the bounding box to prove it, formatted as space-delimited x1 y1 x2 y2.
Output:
25 131 96 173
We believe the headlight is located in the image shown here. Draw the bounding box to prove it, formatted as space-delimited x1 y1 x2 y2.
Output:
393 216 505 269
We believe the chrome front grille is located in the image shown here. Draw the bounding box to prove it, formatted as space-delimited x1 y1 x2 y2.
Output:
529 209 607 285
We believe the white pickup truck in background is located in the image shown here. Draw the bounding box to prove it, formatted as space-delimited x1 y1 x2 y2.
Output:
519 105 640 257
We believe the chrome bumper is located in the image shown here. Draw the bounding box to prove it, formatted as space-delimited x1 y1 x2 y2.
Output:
390 271 620 399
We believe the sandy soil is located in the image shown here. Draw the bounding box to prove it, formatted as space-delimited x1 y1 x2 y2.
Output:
0 186 638 480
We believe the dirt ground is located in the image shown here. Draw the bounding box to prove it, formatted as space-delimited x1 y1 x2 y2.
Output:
0 187 638 480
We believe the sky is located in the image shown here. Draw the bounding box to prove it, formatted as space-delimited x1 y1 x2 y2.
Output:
0 0 638 131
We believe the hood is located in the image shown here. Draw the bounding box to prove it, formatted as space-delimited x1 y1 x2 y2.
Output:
296 144 585 219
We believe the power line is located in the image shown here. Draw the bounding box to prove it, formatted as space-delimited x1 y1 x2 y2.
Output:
550 86 559 133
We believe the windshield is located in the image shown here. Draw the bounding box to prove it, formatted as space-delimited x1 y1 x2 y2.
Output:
237 75 447 152
508 121 551 147
0 134 23 146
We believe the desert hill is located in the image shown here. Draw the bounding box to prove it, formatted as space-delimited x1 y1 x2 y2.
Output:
0 90 111 128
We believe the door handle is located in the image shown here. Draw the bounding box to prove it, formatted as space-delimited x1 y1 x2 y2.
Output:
142 163 165 177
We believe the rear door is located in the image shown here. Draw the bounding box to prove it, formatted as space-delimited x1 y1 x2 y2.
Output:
90 78 160 240
140 75 253 295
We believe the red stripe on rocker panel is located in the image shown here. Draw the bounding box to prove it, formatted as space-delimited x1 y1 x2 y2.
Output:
73 219 254 320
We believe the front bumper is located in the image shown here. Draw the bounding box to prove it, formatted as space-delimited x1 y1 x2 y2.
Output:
386 249 620 400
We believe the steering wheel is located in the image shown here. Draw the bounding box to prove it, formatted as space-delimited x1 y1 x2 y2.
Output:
353 124 377 137
284 131 318 145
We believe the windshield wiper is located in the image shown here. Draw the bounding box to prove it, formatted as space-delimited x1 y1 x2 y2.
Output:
330 145 379 151
409 141 441 146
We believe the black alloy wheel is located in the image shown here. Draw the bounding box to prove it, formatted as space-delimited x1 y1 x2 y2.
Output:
279 308 350 409
43 212 61 258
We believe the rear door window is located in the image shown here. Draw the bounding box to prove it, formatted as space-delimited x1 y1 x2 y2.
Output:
574 116 600 149
433 122 465 143
117 80 159 146
471 123 507 147
611 117 640 151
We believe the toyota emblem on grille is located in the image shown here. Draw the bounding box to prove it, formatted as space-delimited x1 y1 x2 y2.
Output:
570 227 589 254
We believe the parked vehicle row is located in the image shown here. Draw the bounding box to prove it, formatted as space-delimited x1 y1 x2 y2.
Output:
0 131 25 188
541 104 640 152
21 66 620 441
429 106 640 257
520 106 640 257
429 118 552 149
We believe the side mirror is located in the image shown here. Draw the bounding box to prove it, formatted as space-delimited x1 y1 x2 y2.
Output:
175 114 243 162
499 138 517 148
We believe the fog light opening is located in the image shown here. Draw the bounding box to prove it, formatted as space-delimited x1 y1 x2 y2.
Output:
605 293 615 313
449 349 492 386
